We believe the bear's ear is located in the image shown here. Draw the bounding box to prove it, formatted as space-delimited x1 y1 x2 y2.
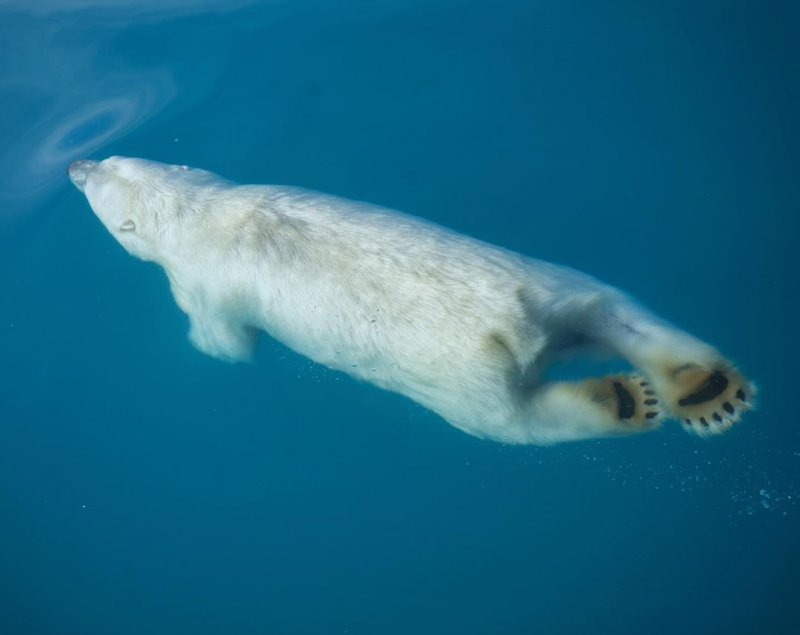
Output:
119 219 136 232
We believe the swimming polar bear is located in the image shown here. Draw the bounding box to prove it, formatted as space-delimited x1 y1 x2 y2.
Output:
68 156 754 445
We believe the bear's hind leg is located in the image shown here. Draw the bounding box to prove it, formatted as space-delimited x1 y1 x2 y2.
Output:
584 297 756 436
521 374 663 442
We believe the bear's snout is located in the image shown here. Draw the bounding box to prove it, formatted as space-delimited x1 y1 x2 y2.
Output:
68 159 97 192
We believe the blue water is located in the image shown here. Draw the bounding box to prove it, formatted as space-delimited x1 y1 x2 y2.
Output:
1 1 798 633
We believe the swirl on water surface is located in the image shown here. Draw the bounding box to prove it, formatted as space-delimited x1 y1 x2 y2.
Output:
0 71 175 211
0 0 296 218
36 78 174 176
54 107 122 155
0 1 227 217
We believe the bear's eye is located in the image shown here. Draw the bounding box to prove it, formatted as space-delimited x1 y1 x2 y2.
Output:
119 219 136 232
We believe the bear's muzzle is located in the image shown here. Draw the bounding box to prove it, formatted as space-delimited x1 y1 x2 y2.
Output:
68 159 97 192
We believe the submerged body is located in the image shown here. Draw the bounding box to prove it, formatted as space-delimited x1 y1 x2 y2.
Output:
69 157 754 444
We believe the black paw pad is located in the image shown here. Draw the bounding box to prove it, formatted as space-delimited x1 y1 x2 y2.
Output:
612 381 636 420
678 370 729 407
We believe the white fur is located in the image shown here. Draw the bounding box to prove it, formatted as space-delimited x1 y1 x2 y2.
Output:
71 156 728 445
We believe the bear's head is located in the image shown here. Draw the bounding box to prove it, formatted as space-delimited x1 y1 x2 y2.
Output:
68 156 221 263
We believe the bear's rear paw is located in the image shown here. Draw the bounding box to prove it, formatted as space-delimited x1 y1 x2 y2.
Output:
663 364 755 436
589 375 664 432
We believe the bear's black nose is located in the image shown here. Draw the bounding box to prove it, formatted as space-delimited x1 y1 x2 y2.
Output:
68 159 97 192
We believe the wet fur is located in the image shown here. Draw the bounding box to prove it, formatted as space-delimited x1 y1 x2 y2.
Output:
72 157 755 445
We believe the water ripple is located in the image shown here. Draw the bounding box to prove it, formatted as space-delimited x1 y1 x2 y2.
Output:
0 0 266 219
1 73 175 207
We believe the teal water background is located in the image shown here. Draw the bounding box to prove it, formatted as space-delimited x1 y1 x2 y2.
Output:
1 1 798 633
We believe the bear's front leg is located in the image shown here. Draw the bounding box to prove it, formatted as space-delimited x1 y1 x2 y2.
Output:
188 313 258 363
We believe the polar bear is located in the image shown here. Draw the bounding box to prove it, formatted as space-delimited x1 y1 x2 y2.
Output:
68 156 754 445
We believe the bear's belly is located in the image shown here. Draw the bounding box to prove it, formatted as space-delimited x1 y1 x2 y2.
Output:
247 256 547 433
